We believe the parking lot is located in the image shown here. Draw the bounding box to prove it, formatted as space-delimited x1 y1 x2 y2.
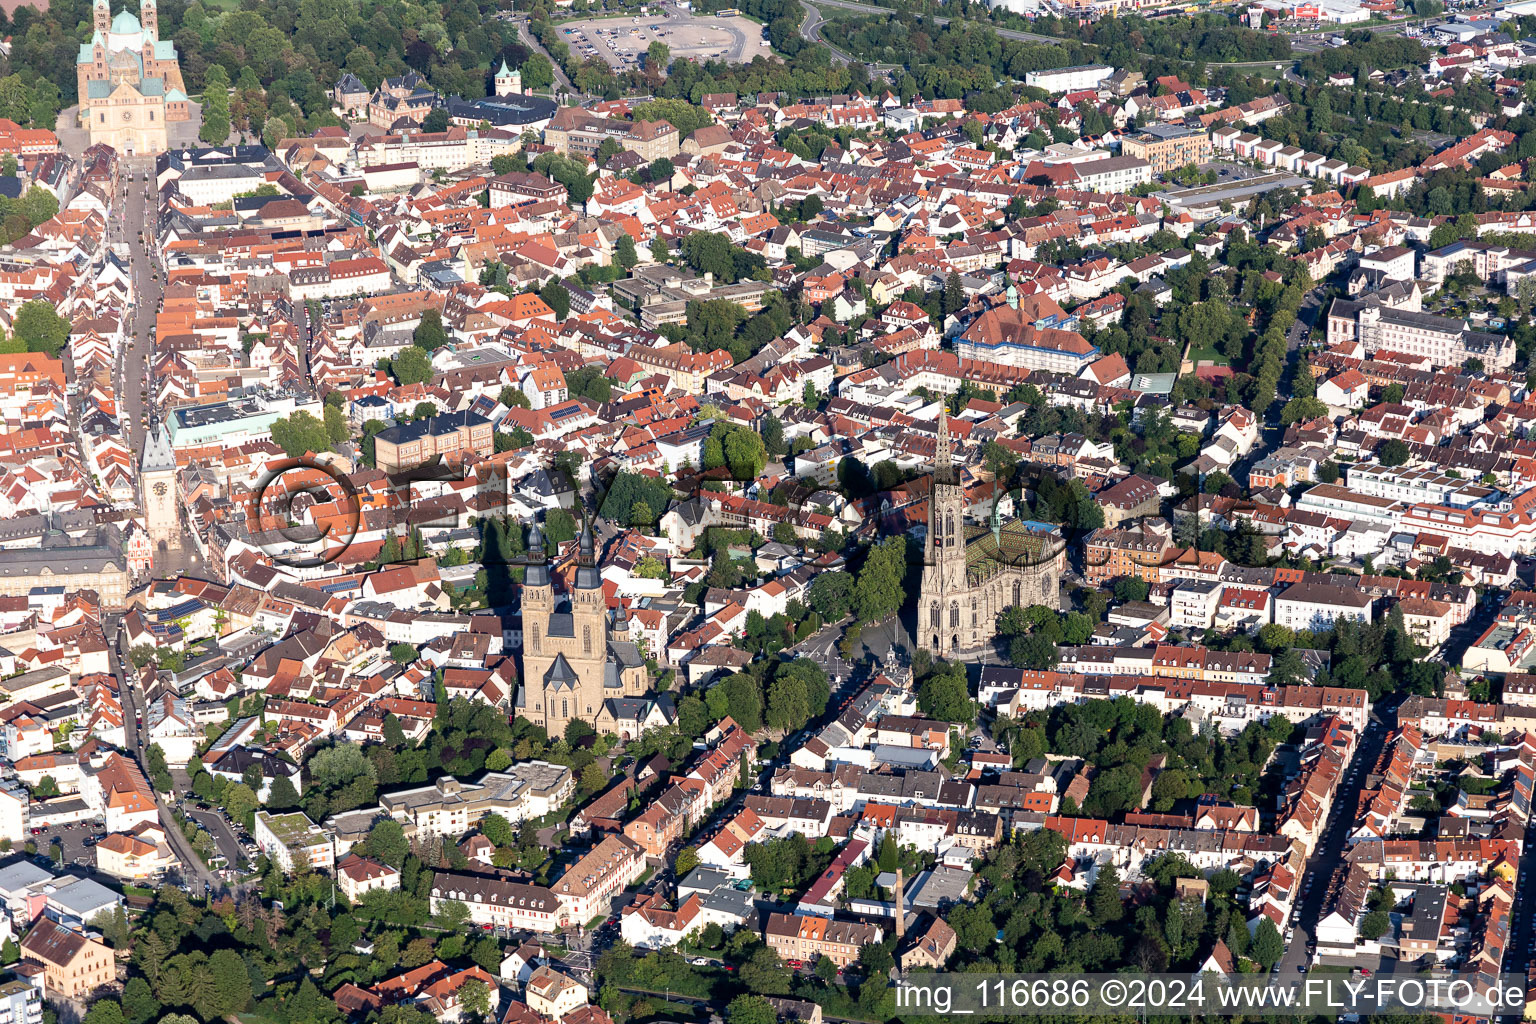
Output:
30 820 102 871
1198 160 1270 182
557 11 771 68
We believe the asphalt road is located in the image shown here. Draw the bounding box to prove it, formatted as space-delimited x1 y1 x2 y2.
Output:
108 614 224 893
118 158 159 457
513 17 576 93
1276 706 1392 979
185 807 251 871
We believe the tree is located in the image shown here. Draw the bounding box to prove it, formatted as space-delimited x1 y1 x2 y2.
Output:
854 536 906 622
1251 917 1284 969
392 346 433 386
726 995 776 1024
390 643 417 665
646 40 670 69
323 404 350 447
650 235 670 264
1375 438 1411 467
1359 909 1390 940
12 300 66 358
122 976 158 1024
413 308 448 350
739 945 790 995
808 571 854 621
917 661 973 724
207 948 252 1017
84 1004 125 1024
224 782 258 831
942 270 964 316
675 846 700 877
459 978 490 1022
422 109 450 133
269 410 332 457
304 742 377 819
360 818 410 868
265 773 299 810
539 280 571 319
544 507 577 546
615 233 639 270
858 941 894 978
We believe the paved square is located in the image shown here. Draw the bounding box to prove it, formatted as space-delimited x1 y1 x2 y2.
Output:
557 11 771 68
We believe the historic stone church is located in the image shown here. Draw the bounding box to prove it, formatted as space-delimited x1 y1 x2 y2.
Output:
918 414 1063 658
517 517 647 736
76 0 191 155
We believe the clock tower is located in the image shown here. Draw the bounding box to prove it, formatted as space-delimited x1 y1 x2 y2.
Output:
140 424 178 546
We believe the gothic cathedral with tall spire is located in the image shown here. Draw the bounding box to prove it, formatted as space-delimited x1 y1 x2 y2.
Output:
917 412 1063 658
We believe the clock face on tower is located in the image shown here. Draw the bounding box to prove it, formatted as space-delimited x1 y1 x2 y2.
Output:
152 482 168 497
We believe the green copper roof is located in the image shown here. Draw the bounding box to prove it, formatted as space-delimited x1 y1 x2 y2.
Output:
497 58 513 76
109 10 141 35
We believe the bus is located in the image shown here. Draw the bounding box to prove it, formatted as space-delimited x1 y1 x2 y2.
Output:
717 8 740 15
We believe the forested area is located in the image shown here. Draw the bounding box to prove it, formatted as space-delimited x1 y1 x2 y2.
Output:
822 13 1080 95
998 697 1295 816
1026 9 1292 64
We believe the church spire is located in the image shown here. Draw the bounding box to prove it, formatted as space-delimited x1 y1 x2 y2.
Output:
525 521 550 588
575 513 602 591
934 410 957 485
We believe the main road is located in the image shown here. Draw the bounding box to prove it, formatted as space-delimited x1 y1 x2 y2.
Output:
116 156 160 457
511 16 576 94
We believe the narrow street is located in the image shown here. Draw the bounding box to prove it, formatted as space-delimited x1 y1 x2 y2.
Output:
108 611 224 894
1276 703 1394 980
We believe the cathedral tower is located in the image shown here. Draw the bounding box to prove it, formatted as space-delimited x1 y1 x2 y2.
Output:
572 516 605 662
140 0 157 39
522 523 551 659
921 413 968 654
93 0 109 38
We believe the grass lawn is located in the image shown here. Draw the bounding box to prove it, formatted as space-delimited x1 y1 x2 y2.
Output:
1187 344 1230 366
